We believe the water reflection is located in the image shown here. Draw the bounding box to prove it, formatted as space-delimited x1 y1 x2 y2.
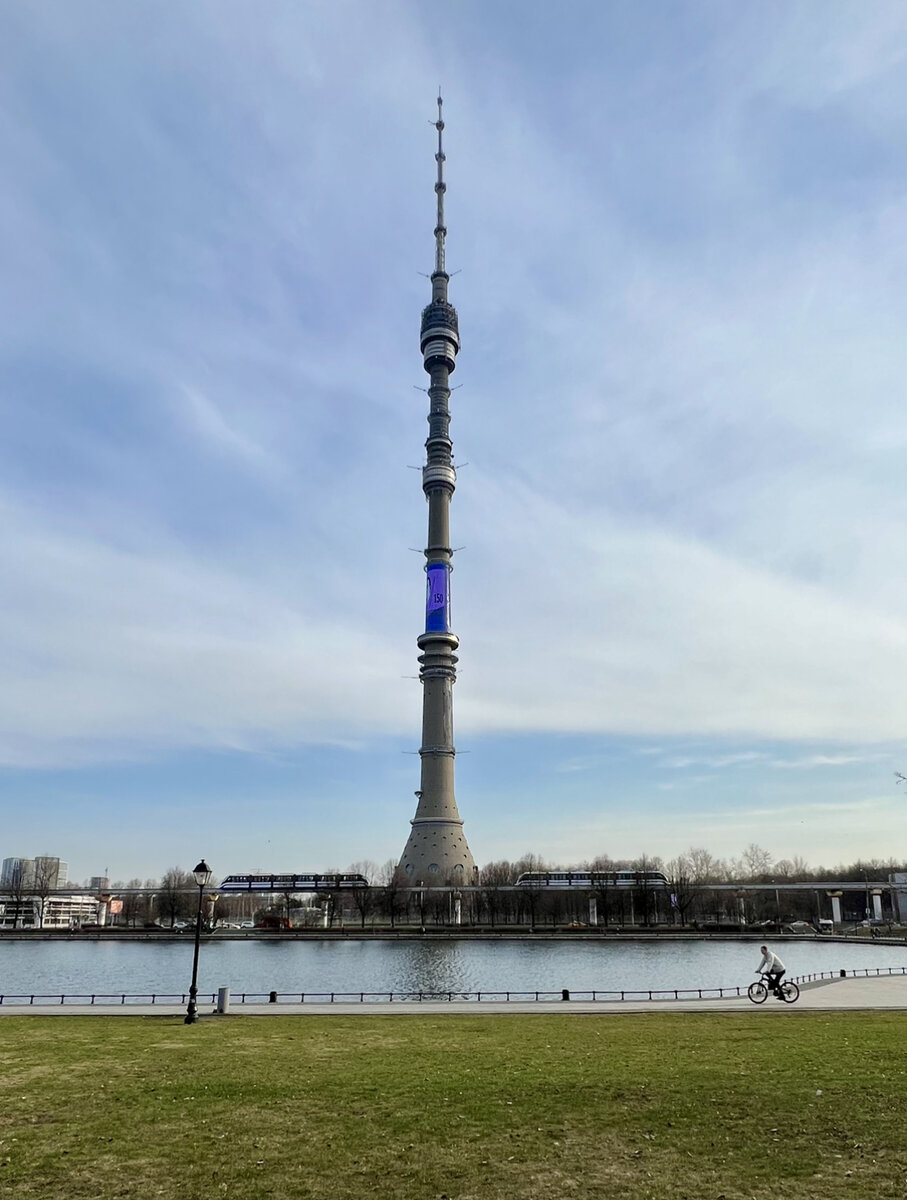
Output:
389 941 472 993
0 936 905 998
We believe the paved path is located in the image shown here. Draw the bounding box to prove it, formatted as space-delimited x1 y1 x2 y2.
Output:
3 974 907 1016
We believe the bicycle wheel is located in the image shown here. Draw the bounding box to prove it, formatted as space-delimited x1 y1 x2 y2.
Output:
747 981 769 1004
779 980 800 1004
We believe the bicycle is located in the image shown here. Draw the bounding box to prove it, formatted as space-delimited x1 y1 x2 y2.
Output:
748 971 800 1004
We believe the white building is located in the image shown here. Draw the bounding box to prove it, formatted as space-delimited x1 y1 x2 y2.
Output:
0 892 98 930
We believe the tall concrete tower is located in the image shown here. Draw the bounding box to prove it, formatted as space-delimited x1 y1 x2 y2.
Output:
398 97 476 884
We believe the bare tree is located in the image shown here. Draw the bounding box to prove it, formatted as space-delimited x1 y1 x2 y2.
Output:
685 847 723 884
348 860 379 886
347 861 379 929
212 894 233 927
427 891 449 926
32 859 57 930
587 855 624 876
478 860 515 928
774 857 812 884
631 854 664 926
512 852 547 929
5 860 30 929
789 855 812 879
159 867 194 928
587 855 623 927
121 879 150 928
740 843 773 881
665 855 699 926
377 859 406 929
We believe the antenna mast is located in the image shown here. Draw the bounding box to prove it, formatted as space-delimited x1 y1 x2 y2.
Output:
434 93 446 276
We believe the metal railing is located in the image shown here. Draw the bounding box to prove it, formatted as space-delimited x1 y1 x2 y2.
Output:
794 965 907 983
0 992 209 1006
2 966 906 1007
0 985 755 1006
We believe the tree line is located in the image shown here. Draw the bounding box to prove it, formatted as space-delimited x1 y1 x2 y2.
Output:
92 844 907 930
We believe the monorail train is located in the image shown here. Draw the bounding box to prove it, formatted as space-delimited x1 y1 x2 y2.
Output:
218 873 369 892
514 870 669 888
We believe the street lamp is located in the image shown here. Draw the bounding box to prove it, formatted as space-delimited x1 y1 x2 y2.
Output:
184 859 212 1025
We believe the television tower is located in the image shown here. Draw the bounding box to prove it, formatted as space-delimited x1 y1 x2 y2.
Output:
398 96 476 883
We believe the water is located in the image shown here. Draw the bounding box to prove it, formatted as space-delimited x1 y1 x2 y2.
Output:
1 936 905 999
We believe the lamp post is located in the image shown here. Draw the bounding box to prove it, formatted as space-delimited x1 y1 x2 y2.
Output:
184 859 212 1025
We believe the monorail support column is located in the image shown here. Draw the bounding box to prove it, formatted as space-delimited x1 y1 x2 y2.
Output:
828 891 843 925
588 896 597 927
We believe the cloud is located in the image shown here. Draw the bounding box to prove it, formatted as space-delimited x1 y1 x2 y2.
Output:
1 4 907 879
659 753 767 771
769 753 891 770
455 473 907 743
0 495 419 767
176 384 280 476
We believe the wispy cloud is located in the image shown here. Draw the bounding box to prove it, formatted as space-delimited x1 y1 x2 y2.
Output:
769 753 890 770
177 385 280 475
0 495 418 767
659 754 767 771
2 2 906 875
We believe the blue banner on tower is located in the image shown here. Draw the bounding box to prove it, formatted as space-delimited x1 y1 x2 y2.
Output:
425 563 451 632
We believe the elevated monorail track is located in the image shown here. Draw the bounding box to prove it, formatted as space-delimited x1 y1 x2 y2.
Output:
26 878 901 897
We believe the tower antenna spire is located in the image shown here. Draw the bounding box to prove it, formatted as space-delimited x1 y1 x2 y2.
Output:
434 92 447 276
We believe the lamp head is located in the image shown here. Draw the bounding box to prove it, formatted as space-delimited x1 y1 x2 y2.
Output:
192 860 212 887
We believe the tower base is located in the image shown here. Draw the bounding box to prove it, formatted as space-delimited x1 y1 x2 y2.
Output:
398 818 476 884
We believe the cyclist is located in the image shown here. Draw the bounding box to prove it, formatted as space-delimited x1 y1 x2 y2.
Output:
756 945 786 998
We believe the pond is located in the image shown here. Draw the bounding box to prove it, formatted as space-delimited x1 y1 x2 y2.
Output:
1 935 905 1000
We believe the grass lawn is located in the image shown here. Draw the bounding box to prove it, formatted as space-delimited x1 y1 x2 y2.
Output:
2 1011 906 1199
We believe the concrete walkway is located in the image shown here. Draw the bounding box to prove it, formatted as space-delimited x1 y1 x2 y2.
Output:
2 974 907 1016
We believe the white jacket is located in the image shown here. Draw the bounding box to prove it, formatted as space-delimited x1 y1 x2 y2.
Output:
757 949 785 973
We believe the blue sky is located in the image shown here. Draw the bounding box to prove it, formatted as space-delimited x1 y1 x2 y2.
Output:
3 2 907 883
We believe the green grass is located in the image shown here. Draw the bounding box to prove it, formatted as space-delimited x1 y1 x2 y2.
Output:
2 1012 907 1199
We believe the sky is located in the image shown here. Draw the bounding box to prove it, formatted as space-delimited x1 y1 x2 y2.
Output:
2 1 907 884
